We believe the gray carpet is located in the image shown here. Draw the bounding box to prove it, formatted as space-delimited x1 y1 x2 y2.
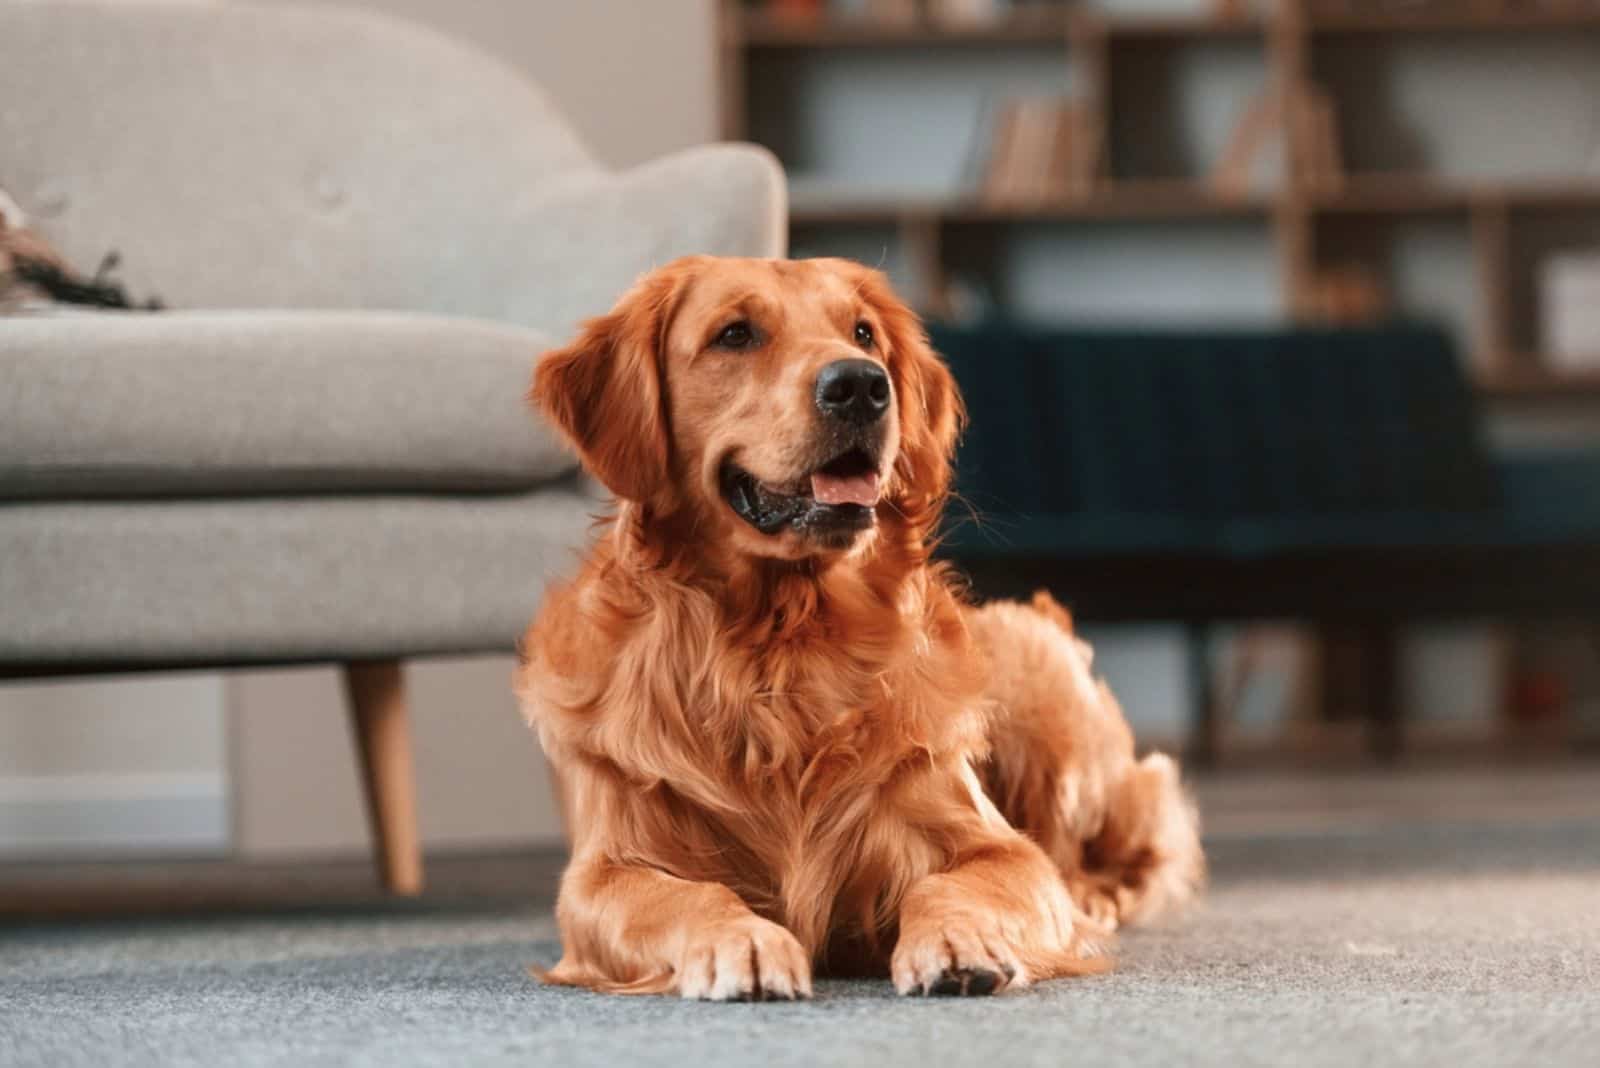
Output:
4 823 1599 1067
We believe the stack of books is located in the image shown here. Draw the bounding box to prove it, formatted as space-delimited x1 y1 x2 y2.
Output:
978 97 1100 206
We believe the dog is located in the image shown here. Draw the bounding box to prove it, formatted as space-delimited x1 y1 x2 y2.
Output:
516 256 1202 1000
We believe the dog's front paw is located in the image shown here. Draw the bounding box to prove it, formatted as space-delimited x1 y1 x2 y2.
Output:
891 913 1023 997
676 915 813 1002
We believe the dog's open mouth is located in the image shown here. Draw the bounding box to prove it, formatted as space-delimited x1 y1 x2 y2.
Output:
721 447 882 538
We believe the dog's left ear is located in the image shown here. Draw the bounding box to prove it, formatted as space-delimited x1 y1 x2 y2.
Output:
530 271 681 504
860 271 965 526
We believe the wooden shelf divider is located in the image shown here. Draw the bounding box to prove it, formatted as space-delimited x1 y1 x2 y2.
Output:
740 8 1070 48
1478 364 1600 398
1471 194 1513 381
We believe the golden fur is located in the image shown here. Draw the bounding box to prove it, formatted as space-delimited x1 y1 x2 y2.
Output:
516 256 1202 1000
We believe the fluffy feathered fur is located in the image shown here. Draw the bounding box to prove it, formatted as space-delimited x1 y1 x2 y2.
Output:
516 256 1201 1000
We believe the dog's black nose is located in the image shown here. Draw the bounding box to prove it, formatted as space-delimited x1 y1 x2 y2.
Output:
815 359 890 424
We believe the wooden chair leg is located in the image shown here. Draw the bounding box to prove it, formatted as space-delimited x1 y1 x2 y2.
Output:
342 659 423 895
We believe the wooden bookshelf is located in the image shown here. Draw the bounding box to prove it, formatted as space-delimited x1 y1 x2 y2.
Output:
1308 177 1600 214
740 8 1265 47
737 4 1600 47
723 0 1600 399
791 181 1273 225
1307 5 1600 34
1102 12 1266 39
741 9 1070 46
1480 364 1600 398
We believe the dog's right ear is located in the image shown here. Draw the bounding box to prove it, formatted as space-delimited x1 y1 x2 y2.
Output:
531 272 680 504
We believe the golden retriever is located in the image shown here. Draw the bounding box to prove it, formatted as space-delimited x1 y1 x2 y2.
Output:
516 256 1202 1000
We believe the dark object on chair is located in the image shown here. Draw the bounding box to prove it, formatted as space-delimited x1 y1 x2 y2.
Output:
14 250 165 310
934 322 1600 764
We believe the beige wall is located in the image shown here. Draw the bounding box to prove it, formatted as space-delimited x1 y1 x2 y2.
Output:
230 659 562 855
232 0 718 857
276 0 719 168
0 675 228 854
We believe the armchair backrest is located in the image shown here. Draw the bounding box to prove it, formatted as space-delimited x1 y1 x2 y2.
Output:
0 0 604 323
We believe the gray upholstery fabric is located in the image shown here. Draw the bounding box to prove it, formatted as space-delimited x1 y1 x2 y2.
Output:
0 2 785 335
0 311 571 498
0 489 597 664
0 0 787 663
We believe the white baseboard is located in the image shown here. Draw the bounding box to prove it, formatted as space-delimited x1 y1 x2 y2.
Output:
0 773 229 857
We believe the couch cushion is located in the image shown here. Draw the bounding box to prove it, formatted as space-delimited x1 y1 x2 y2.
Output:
935 322 1498 520
944 453 1600 562
0 310 575 498
0 487 596 665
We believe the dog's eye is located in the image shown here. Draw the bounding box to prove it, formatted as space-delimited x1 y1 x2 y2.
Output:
854 321 875 350
712 321 758 351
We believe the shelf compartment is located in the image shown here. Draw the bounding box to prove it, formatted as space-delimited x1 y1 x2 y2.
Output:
789 181 1273 225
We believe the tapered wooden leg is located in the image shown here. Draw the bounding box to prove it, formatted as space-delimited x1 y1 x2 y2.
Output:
342 660 423 895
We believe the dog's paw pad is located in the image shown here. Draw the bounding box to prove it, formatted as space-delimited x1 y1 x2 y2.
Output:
925 966 1006 997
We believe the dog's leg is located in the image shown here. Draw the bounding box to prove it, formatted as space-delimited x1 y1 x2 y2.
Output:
971 593 1204 931
1073 752 1204 929
542 856 813 1001
889 767 1110 997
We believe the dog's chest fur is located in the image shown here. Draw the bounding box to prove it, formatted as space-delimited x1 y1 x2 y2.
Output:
665 635 975 958
522 555 987 957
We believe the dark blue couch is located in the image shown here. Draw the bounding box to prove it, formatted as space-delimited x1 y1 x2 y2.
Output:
932 322 1600 759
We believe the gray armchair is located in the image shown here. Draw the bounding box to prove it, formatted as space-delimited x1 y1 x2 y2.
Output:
0 1 785 891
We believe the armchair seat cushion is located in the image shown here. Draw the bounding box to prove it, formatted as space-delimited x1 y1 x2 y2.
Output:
0 487 596 665
0 310 573 498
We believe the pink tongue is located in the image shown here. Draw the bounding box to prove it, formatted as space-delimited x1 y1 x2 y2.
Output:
811 470 880 507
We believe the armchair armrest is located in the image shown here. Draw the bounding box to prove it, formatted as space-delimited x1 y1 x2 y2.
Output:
0 310 571 499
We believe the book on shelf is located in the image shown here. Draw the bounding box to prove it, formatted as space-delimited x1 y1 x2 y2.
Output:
926 0 1006 25
1211 80 1342 197
1541 253 1600 371
978 96 1098 206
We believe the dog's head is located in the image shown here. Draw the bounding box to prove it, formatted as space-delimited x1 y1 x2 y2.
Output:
532 256 962 561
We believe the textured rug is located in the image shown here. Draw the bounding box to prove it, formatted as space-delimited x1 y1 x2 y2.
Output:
3 804 1599 1066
